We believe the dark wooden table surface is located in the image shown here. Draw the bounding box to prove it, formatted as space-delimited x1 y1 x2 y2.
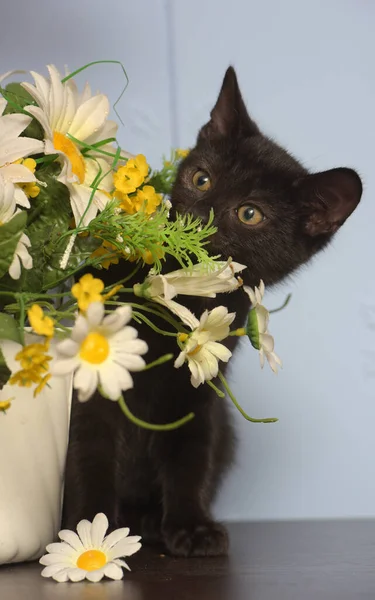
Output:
1 520 375 600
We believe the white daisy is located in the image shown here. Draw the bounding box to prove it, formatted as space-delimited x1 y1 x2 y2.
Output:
21 65 129 226
134 258 246 302
0 176 32 279
244 281 282 373
174 306 235 387
0 97 43 209
51 302 148 401
40 513 141 583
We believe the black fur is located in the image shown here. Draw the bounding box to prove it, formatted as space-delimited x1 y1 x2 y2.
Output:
63 67 362 557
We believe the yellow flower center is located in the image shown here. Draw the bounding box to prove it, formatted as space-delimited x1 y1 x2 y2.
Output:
188 344 202 357
53 131 86 184
76 550 107 572
79 332 110 364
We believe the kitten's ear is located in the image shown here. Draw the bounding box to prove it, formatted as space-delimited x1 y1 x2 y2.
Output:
199 66 259 140
295 168 362 236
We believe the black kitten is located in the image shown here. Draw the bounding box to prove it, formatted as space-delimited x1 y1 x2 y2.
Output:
63 67 362 557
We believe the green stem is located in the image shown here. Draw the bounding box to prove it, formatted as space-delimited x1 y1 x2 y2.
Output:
16 294 25 345
132 311 177 337
118 394 194 431
143 353 174 371
217 372 278 424
269 293 292 314
207 380 225 398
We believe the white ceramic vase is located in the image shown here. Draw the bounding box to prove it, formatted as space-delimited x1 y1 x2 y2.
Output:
0 335 72 564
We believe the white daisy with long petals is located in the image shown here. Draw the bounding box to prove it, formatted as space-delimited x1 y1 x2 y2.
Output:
51 302 148 401
0 97 43 209
21 65 128 226
0 176 32 279
134 258 246 302
244 281 282 373
40 513 142 583
174 306 235 387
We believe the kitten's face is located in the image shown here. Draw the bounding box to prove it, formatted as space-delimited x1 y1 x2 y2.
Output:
171 67 362 288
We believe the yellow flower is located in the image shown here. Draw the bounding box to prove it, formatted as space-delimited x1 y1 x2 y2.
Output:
33 373 51 397
113 154 149 195
0 399 12 412
118 192 143 214
7 341 52 394
119 185 162 216
175 148 189 159
9 369 44 387
28 304 55 337
15 158 40 198
103 284 123 301
72 273 105 312
15 341 51 370
90 243 119 270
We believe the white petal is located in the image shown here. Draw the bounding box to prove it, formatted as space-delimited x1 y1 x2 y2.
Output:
102 528 130 551
86 301 105 328
259 333 274 353
86 568 105 583
114 351 146 372
256 306 269 334
0 136 44 166
24 105 53 139
41 564 69 578
55 338 79 358
13 186 30 208
71 314 89 342
0 163 37 184
0 113 32 142
68 183 99 228
114 558 130 571
174 350 186 369
58 529 84 552
46 542 77 556
53 568 71 583
8 253 21 280
67 568 87 582
39 553 72 566
74 365 98 402
102 305 132 333
99 362 133 399
109 538 142 559
243 285 256 306
69 95 110 141
77 519 92 548
103 562 124 580
91 513 109 548
205 341 232 363
51 356 80 376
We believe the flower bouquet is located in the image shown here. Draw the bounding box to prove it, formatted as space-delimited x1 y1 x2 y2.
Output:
0 62 287 428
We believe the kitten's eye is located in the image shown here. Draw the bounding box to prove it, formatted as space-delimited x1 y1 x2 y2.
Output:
192 170 211 191
237 205 265 226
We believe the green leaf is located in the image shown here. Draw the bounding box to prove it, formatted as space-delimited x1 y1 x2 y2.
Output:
0 312 22 343
0 312 19 389
0 211 27 279
0 348 11 391
23 171 101 292
3 83 43 140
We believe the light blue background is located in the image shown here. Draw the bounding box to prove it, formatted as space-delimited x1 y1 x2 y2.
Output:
2 0 374 520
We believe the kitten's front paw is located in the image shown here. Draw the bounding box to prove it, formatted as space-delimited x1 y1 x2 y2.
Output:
162 521 229 557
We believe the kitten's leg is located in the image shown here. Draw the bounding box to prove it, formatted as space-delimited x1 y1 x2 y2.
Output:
152 394 232 557
62 394 120 530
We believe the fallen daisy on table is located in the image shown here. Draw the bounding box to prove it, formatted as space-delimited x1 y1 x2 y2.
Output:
40 513 142 583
